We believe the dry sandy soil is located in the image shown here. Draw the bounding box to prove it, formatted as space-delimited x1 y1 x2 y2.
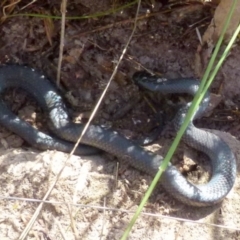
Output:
0 1 239 239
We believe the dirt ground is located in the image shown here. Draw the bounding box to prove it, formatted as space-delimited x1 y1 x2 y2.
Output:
0 1 240 239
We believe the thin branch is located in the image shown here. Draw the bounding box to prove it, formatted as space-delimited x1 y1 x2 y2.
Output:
19 0 140 238
1 195 239 232
57 0 68 85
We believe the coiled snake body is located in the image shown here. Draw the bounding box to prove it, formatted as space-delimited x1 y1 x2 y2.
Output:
0 65 236 207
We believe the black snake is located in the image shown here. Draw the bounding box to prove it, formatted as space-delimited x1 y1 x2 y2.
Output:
0 65 236 206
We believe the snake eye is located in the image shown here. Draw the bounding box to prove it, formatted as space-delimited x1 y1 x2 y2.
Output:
132 71 152 83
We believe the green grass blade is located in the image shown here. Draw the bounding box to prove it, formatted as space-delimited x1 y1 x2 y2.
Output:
6 0 138 20
121 0 239 239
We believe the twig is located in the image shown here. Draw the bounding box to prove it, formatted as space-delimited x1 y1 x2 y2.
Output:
19 1 69 238
20 0 37 10
19 0 140 238
2 0 20 18
57 0 68 86
71 10 169 38
2 195 240 232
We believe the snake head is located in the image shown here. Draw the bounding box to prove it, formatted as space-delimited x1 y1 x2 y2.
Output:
132 71 168 92
132 71 153 84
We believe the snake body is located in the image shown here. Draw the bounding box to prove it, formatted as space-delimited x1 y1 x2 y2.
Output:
0 65 236 206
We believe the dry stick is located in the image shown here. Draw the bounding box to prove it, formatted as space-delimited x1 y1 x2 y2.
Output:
3 195 240 232
68 203 79 239
20 0 37 10
19 1 141 239
61 0 142 156
68 0 141 155
19 157 69 240
2 0 20 17
57 0 68 86
71 10 169 38
55 218 68 240
0 196 240 231
100 197 107 240
19 0 69 239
